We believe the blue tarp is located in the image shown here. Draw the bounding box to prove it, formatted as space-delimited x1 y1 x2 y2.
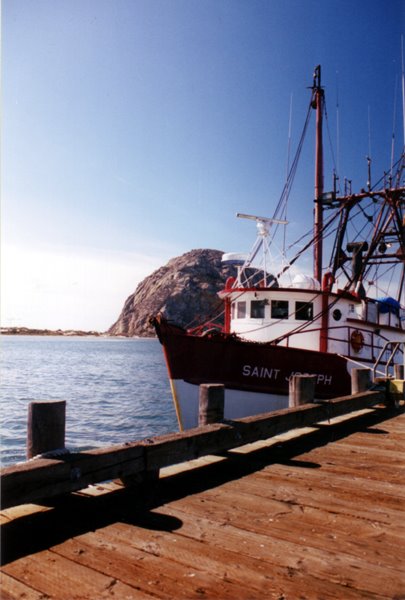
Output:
376 297 401 314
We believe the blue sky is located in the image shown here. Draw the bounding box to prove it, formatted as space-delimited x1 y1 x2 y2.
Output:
2 0 404 330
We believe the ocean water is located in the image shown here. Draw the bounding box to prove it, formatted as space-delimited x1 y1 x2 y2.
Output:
0 336 178 467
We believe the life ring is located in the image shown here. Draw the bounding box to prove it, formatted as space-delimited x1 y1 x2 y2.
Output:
350 330 364 352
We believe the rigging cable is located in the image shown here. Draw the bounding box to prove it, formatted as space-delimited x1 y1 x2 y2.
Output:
271 99 313 224
283 93 294 256
391 75 399 181
336 70 340 186
324 96 338 180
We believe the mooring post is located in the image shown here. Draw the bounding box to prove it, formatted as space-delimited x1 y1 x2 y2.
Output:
27 400 66 459
199 384 225 426
289 375 316 407
394 364 404 380
351 368 372 394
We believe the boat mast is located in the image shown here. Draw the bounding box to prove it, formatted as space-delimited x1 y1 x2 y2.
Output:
312 66 324 284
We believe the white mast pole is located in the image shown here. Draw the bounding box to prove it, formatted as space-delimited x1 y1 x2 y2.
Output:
402 35 405 148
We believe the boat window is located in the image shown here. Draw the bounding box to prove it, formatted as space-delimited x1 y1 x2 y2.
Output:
237 301 247 318
295 301 313 321
271 300 289 319
251 300 266 319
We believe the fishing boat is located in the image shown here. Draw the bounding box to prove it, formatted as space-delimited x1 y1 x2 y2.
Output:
152 66 405 429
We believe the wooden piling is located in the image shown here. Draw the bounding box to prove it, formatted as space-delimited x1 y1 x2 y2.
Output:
198 384 225 426
394 363 404 380
351 368 372 394
2 388 386 509
288 374 315 407
27 400 66 459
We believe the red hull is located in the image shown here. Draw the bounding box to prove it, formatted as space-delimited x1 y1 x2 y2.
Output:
153 317 351 400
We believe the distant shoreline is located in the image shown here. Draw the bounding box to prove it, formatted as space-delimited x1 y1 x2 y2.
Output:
1 326 105 337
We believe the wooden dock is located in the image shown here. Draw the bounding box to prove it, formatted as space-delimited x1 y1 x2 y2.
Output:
1 404 404 599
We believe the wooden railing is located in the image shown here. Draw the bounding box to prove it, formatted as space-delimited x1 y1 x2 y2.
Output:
0 386 390 510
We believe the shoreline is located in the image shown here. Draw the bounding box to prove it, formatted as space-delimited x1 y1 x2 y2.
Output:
0 327 156 339
1 326 105 337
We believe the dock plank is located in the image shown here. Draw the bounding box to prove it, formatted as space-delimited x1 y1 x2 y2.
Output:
244 470 404 524
52 531 245 600
164 483 405 562
253 470 405 534
88 520 374 600
155 502 399 599
0 572 48 600
1 407 404 599
1 549 151 600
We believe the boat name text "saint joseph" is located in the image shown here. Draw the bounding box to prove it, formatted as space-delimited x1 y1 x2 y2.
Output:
242 365 333 385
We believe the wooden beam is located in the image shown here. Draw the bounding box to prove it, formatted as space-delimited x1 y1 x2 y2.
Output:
0 390 385 509
1 443 145 510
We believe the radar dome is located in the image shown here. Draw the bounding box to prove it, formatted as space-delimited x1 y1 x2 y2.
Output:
290 274 320 290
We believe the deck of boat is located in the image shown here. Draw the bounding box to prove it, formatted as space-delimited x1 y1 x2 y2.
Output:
1 406 404 599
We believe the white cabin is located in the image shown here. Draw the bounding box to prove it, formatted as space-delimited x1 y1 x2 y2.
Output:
219 281 404 367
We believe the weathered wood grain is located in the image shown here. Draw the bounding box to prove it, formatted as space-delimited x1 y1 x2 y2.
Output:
27 400 66 459
1 549 151 599
156 503 401 598
0 443 145 509
0 572 46 600
0 389 385 509
53 532 244 600
166 480 405 559
1 410 403 599
93 520 358 599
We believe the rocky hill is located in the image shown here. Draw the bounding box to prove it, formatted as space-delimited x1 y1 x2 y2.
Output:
108 248 237 337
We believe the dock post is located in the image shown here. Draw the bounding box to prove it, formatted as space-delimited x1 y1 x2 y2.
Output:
394 364 404 380
199 384 225 426
288 375 315 407
351 368 372 393
27 400 66 459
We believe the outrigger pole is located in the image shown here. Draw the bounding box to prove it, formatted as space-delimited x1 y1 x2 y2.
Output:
313 65 324 284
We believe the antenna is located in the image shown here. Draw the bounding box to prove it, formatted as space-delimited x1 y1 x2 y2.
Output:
284 93 293 255
236 213 288 228
367 106 373 190
336 70 340 180
286 93 293 177
402 35 405 147
367 156 372 192
236 213 288 287
391 75 398 180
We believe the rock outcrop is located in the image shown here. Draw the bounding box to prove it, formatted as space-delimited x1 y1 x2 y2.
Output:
108 249 237 337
